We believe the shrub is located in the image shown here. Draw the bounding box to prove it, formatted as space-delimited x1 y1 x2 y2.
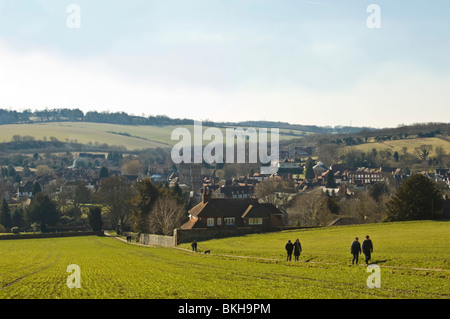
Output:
386 173 443 221
88 206 103 232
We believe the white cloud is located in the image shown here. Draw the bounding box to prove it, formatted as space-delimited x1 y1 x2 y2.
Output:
0 39 449 128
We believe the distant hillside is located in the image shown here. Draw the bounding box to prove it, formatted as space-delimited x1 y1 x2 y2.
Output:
0 121 318 152
0 108 369 135
1 108 448 154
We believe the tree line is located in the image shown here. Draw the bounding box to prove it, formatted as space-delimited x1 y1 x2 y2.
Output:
0 108 210 127
0 177 189 236
286 173 446 227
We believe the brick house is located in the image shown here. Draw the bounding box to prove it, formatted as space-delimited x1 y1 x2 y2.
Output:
346 169 383 186
181 190 284 230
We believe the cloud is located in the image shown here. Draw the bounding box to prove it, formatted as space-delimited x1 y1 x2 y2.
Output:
0 39 449 128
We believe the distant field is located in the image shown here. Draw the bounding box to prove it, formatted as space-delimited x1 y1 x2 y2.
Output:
0 122 304 151
0 122 176 150
349 137 450 156
0 220 449 299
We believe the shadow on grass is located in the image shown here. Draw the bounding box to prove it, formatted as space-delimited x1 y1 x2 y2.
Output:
372 259 388 264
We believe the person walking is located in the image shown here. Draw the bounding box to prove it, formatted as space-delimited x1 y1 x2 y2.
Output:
362 235 373 265
293 238 302 261
285 240 294 261
191 240 197 252
350 237 361 265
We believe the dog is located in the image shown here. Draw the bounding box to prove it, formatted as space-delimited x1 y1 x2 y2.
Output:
204 250 211 254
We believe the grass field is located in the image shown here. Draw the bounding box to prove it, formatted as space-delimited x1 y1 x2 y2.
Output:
0 220 449 299
349 137 450 157
0 122 176 150
0 122 304 151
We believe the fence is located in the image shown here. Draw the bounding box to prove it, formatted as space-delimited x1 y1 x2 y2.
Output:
138 226 314 247
139 233 176 247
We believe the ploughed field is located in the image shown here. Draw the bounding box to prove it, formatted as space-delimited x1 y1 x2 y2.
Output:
0 220 449 299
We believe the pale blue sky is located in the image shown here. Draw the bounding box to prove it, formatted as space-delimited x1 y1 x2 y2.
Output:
0 0 449 127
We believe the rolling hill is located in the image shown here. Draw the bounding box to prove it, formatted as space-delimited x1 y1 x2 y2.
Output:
349 136 450 157
0 121 311 151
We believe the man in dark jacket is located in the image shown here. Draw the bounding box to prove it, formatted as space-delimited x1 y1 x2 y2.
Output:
293 238 302 261
362 235 373 265
285 240 294 261
191 240 198 252
350 237 362 265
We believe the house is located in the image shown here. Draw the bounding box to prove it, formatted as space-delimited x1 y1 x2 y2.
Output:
17 181 35 199
330 164 348 173
251 172 271 182
211 178 257 199
181 190 284 230
177 163 203 191
313 162 328 176
346 168 383 186
291 146 316 159
217 184 254 199
276 159 303 179
435 169 450 187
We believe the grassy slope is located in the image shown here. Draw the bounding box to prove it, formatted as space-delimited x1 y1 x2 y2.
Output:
0 221 449 299
349 137 450 156
0 122 306 151
2 122 448 155
180 220 450 269
0 122 175 150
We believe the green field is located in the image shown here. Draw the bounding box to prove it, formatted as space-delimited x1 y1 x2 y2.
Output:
0 122 306 151
0 122 177 150
349 137 450 157
0 221 449 299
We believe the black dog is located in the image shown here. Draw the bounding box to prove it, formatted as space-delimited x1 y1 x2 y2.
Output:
204 250 211 254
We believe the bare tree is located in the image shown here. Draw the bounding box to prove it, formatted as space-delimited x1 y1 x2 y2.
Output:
255 179 296 205
288 189 333 227
415 145 433 161
96 176 137 234
121 159 143 175
148 194 186 236
254 179 278 204
340 190 387 223
435 146 446 166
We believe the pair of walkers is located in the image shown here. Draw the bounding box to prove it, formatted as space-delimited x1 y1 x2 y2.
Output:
285 239 302 261
351 235 373 265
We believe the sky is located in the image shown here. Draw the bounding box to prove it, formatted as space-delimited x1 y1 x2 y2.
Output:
0 0 449 128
